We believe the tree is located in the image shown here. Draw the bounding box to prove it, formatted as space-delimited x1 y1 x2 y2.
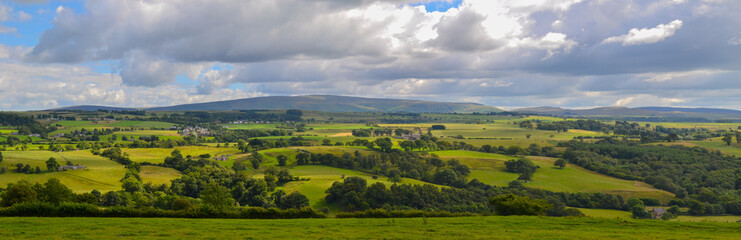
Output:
0 181 37 207
373 138 393 152
200 182 235 211
722 133 733 146
687 200 706 215
171 198 193 211
276 191 309 209
489 194 552 216
321 138 332 146
554 159 567 169
296 152 310 165
399 141 416 151
277 155 288 166
39 178 74 205
250 158 260 169
0 151 3 163
121 177 143 193
736 131 741 144
46 157 60 172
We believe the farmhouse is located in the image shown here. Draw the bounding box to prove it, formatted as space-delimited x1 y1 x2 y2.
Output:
400 133 421 141
651 208 666 219
58 165 86 171
215 155 231 161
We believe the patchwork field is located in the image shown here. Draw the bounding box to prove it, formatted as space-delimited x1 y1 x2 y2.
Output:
122 146 242 163
280 165 435 210
0 216 737 239
139 166 182 186
0 150 125 192
431 150 674 201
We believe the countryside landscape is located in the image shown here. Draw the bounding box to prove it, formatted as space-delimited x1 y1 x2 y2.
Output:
1 0 741 239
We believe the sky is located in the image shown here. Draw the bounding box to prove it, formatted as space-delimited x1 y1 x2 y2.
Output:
0 0 740 111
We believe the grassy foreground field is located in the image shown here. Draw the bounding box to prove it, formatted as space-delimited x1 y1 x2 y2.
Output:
0 216 738 239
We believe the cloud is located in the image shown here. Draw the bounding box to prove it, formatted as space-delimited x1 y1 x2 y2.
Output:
602 20 683 46
1 0 740 110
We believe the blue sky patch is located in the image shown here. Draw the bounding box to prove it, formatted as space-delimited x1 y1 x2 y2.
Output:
411 0 461 13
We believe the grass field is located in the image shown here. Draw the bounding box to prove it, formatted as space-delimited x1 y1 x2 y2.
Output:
122 146 241 163
0 216 738 239
50 120 175 135
431 150 674 201
0 150 125 192
280 165 435 210
139 166 182 186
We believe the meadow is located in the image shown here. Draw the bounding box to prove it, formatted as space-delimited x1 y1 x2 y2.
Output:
0 150 125 192
431 150 675 201
0 216 738 239
122 146 242 163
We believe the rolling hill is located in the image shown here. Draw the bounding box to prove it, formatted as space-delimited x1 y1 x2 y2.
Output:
52 95 502 113
514 106 741 121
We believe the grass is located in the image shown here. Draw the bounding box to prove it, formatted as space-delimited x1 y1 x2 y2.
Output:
139 166 182 186
49 120 175 135
280 165 434 210
0 150 125 193
122 146 241 163
430 150 675 202
0 216 738 239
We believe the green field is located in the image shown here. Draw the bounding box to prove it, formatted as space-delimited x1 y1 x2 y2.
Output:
122 146 242 163
0 150 125 192
139 166 182 186
0 216 738 239
431 150 674 201
50 120 175 135
280 165 436 210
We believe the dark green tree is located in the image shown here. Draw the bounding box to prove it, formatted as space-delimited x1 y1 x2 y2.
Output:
722 133 733 146
276 191 309 209
46 157 60 172
0 180 37 207
373 138 393 152
200 182 235 211
277 155 288 166
554 159 567 169
39 178 74 205
489 194 552 216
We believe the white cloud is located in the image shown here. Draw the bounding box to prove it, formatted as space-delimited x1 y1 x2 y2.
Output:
602 20 683 46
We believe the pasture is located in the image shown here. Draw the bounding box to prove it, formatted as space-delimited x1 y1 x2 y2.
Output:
0 150 125 192
0 216 737 239
431 150 674 201
122 146 242 163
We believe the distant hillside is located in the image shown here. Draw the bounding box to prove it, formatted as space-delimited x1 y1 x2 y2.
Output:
514 106 741 121
638 107 741 115
49 95 499 113
49 105 138 111
146 95 501 113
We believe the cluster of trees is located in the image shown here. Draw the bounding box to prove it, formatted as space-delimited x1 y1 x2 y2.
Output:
293 150 471 188
216 129 293 143
0 179 322 218
324 177 592 216
351 128 416 138
559 139 741 215
0 113 55 136
504 158 538 182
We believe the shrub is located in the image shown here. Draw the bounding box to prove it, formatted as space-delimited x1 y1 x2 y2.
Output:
489 194 552 216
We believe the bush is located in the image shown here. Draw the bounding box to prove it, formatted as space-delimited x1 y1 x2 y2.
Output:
489 194 552 216
335 209 474 218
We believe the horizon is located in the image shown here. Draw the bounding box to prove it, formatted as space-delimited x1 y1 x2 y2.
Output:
27 94 741 112
1 0 740 111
